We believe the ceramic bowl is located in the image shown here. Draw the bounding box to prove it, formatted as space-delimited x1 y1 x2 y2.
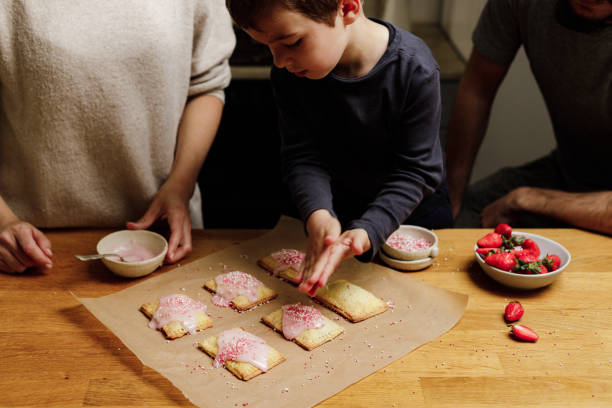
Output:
474 231 570 290
382 225 439 261
96 230 168 278
379 250 434 272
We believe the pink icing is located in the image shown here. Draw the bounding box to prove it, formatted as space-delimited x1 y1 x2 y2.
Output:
270 249 304 276
212 271 263 307
386 233 431 252
281 303 326 340
110 240 157 262
149 294 207 335
214 328 269 372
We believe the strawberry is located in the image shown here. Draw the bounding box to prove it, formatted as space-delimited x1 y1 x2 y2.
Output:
516 252 538 264
543 254 561 271
509 324 538 342
521 238 541 257
476 247 501 256
477 232 503 248
485 252 516 271
495 223 512 238
504 301 524 322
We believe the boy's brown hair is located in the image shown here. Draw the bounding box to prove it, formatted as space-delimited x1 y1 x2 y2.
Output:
226 0 340 29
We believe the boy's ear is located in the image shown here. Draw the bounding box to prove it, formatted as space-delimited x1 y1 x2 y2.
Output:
339 0 360 23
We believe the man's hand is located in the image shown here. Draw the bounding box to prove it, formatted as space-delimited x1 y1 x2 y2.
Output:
0 220 53 274
127 182 192 264
480 188 525 227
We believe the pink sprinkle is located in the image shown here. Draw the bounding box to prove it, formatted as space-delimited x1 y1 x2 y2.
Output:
386 233 431 252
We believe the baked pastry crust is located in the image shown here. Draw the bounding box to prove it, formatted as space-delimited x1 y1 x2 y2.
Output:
203 274 277 311
261 307 344 351
198 328 286 381
315 279 388 322
140 297 213 339
257 255 300 284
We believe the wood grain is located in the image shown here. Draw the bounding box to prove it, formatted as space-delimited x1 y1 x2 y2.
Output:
1 228 611 407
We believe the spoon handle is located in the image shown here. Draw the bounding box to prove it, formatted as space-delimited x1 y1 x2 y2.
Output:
74 253 120 261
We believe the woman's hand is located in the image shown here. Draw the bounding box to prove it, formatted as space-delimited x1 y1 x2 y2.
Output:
0 219 53 274
127 182 192 264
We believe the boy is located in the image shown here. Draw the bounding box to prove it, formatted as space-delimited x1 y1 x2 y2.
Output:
227 0 452 295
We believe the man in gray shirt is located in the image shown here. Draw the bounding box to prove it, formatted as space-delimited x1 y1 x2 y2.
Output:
446 0 612 235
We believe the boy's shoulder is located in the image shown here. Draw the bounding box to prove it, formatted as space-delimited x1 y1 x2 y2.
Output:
376 18 439 77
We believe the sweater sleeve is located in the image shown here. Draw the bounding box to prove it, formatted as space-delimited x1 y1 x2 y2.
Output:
272 68 337 222
348 67 444 262
189 0 236 102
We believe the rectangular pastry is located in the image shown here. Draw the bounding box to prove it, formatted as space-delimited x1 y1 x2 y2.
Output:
140 294 213 339
257 249 304 284
204 270 277 311
314 280 388 323
198 328 286 381
261 303 344 351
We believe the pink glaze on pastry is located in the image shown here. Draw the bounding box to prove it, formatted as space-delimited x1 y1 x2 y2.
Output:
270 249 304 275
281 303 326 340
386 233 431 252
212 271 263 307
110 240 157 262
214 328 269 372
149 294 207 335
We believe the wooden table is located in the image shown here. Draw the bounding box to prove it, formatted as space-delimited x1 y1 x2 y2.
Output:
1 228 611 407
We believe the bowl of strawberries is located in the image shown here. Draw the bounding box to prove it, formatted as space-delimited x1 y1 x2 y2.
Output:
474 224 571 290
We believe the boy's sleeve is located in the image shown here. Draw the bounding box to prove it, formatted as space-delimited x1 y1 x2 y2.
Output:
189 0 236 102
271 68 336 222
472 0 522 66
348 66 444 262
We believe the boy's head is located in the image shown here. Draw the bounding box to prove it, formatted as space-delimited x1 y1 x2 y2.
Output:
227 0 363 79
227 0 340 29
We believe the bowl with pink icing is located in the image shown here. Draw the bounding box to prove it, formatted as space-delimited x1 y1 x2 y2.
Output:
381 225 439 261
96 230 168 278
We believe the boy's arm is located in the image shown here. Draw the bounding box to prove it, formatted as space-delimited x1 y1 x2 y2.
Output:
272 68 336 221
348 68 444 261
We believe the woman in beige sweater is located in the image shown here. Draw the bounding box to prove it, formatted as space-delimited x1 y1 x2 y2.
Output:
0 0 235 273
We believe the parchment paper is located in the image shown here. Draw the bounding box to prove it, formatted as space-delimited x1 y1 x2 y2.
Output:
79 216 468 408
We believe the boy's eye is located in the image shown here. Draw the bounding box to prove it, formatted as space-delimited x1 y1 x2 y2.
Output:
285 39 302 48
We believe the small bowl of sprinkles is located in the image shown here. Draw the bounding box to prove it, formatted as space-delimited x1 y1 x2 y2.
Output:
380 225 439 272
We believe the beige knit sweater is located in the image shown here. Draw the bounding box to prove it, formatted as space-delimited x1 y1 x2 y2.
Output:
0 0 235 228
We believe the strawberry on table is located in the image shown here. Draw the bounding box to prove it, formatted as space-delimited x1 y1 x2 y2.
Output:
477 232 503 248
509 324 538 342
495 223 512 238
485 252 516 271
504 301 524 322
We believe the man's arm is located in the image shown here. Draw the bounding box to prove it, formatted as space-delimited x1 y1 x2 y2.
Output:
481 187 612 235
445 49 510 218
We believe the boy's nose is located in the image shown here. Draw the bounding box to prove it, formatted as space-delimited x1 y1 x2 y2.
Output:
271 49 288 69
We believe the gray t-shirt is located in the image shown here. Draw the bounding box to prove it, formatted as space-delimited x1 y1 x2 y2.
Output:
473 0 612 191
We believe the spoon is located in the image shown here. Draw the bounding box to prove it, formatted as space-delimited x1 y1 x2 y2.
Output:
74 253 128 262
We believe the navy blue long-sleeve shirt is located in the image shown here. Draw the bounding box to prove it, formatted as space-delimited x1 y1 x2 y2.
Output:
272 19 445 261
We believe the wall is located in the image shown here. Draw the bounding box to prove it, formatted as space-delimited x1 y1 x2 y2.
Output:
441 0 556 184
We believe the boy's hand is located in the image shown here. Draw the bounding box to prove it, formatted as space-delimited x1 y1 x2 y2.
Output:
127 182 192 264
299 226 371 296
0 220 53 274
298 210 340 294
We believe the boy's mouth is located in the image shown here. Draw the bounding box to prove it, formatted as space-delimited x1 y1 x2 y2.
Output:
293 70 307 77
